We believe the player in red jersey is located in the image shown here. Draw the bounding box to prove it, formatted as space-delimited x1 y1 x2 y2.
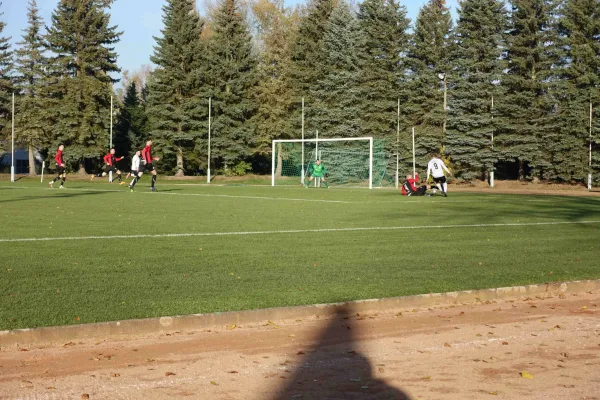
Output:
130 140 160 192
401 174 428 196
91 148 126 184
49 145 66 189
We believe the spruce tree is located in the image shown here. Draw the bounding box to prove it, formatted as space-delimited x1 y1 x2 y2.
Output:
14 0 47 175
553 0 600 182
405 0 453 171
445 0 508 181
0 2 13 144
147 0 206 176
44 0 121 174
115 81 148 156
356 0 411 148
252 0 298 175
208 0 258 170
497 0 560 180
312 1 363 138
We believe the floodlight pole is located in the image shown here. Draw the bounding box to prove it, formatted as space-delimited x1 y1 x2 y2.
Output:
396 98 400 189
11 92 15 182
109 95 113 183
315 130 319 161
208 97 211 184
589 101 593 191
412 127 416 179
301 97 305 184
490 95 495 188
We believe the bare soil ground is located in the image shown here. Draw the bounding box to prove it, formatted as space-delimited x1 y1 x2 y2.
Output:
1 291 599 400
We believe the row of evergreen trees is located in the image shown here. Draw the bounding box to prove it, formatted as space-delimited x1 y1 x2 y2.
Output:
1 0 599 182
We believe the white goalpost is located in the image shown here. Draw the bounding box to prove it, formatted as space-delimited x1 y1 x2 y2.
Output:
272 137 374 189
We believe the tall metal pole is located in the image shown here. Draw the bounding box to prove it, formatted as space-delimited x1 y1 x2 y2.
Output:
396 98 400 189
443 74 447 140
589 101 593 191
208 97 211 184
315 129 319 161
490 95 495 188
109 96 113 182
412 127 416 179
301 97 305 184
11 92 15 183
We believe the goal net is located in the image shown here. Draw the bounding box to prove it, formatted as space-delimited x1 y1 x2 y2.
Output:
272 137 389 189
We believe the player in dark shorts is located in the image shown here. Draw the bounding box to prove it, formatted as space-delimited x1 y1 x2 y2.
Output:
130 140 160 192
91 148 126 184
401 174 429 196
49 144 66 189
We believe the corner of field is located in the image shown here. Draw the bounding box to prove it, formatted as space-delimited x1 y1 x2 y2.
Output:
2 279 599 347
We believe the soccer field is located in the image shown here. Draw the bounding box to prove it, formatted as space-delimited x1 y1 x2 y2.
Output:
1 179 599 331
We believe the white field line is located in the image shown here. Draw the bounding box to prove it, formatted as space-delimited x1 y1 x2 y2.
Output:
0 220 598 244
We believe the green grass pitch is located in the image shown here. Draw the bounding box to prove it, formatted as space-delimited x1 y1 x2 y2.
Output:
1 178 599 330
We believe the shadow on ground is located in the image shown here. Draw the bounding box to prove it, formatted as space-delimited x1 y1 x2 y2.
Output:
272 304 412 400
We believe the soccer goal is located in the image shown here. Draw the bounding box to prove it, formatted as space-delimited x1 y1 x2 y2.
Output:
272 137 374 189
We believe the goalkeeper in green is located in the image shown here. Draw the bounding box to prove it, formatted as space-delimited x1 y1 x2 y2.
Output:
305 159 329 188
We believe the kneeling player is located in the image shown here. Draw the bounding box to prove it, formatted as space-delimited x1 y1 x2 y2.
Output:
401 174 428 196
304 159 328 188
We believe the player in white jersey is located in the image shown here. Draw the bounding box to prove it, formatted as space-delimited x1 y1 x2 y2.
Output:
427 156 452 197
128 150 143 192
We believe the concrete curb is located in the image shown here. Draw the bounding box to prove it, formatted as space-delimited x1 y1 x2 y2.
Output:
2 279 599 347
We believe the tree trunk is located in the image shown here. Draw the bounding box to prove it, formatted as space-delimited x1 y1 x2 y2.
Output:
275 143 283 178
28 145 37 176
175 147 185 177
519 160 525 181
78 162 87 176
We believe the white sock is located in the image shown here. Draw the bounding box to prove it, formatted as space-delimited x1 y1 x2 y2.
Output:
437 183 443 193
443 182 448 193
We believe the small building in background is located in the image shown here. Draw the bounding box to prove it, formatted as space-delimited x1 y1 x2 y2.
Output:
0 148 43 174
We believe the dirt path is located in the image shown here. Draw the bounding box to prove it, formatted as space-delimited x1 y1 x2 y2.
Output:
1 291 599 400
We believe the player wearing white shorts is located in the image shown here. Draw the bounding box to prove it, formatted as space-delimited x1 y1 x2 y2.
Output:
427 156 452 197
128 150 143 192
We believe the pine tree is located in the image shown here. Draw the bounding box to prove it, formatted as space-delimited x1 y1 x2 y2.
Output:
446 0 508 181
553 0 600 182
44 0 121 174
0 2 13 145
252 0 298 155
356 0 411 149
496 0 560 180
115 81 148 157
208 0 258 170
147 0 206 176
405 0 453 171
14 0 47 176
289 0 336 98
312 1 363 138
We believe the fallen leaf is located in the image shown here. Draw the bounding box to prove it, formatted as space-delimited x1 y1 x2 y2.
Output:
74 316 81 321
378 367 385 373
165 372 176 376
444 343 452 348
81 395 90 400
288 334 296 338
502 342 509 345
581 306 587 310
476 334 483 337
459 312 465 316
47 386 56 390
20 348 29 352
489 392 498 396
226 324 236 330
520 371 534 379
296 351 305 355
111 373 120 377
210 380 218 385
63 342 76 348
228 371 238 374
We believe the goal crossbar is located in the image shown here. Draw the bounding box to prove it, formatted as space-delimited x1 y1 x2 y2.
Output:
272 137 374 189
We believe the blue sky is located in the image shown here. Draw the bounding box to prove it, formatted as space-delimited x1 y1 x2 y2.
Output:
3 0 459 78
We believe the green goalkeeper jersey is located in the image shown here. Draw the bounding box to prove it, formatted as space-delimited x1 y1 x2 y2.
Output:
310 162 327 177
